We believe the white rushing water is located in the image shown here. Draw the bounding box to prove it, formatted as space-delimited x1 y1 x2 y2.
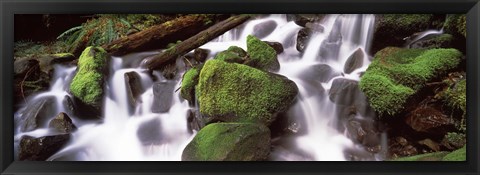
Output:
14 14 379 161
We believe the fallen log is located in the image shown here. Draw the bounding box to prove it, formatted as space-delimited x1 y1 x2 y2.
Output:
103 14 229 56
146 15 251 70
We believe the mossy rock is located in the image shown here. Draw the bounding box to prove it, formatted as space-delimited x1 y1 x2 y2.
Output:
392 151 449 161
181 123 271 161
442 146 466 161
197 59 298 125
245 35 280 72
70 46 108 113
180 65 202 105
371 14 444 54
214 50 244 64
359 47 462 116
444 14 466 38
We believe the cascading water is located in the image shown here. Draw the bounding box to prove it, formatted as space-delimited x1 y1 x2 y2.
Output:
14 14 380 161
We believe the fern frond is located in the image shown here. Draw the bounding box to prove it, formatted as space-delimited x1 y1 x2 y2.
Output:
56 26 83 40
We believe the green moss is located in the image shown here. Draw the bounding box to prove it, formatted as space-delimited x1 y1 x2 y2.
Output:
181 67 201 103
182 123 270 161
359 47 462 116
70 46 107 107
52 53 74 58
442 146 466 161
214 50 244 63
440 79 466 112
245 35 279 71
227 46 247 57
379 14 436 35
444 132 466 145
444 14 466 37
196 59 297 124
393 152 449 161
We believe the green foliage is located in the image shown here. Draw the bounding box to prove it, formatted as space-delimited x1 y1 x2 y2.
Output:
181 66 201 103
245 35 279 71
196 59 297 124
125 14 177 30
14 40 69 58
393 152 449 161
359 47 462 116
438 79 466 131
70 46 107 107
182 123 270 161
57 14 134 52
444 14 467 37
379 14 436 35
444 132 466 144
442 146 466 161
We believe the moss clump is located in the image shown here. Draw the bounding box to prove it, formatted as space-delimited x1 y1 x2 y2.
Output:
245 35 279 71
440 79 466 113
393 152 449 161
197 59 298 125
444 14 466 38
180 66 201 104
214 50 244 63
442 146 466 161
359 47 462 116
378 14 437 36
70 46 108 108
227 46 247 57
182 123 271 161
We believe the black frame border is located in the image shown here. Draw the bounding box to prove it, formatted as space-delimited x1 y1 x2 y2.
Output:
1 0 479 175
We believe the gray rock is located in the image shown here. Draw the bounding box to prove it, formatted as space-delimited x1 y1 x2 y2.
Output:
151 81 176 113
252 20 278 39
49 112 76 134
125 71 143 114
19 134 70 160
344 48 365 74
18 96 57 132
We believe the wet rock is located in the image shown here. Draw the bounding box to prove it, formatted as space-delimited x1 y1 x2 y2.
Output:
182 123 271 161
151 81 176 113
344 48 364 74
49 112 76 134
345 118 380 148
289 14 326 27
62 95 76 117
187 109 204 133
252 20 277 39
405 106 455 136
137 118 164 145
264 41 284 54
329 78 368 107
18 96 57 132
318 17 342 61
180 67 201 105
193 48 210 63
409 34 465 53
14 58 39 77
125 71 143 114
298 64 340 83
305 22 325 33
19 134 70 161
296 28 311 53
269 103 308 137
388 140 418 158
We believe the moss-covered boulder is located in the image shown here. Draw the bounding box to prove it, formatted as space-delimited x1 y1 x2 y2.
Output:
180 66 202 105
371 14 444 54
245 35 280 72
359 47 462 116
182 123 271 161
70 46 108 117
214 48 245 64
197 59 298 125
442 146 466 161
444 14 466 38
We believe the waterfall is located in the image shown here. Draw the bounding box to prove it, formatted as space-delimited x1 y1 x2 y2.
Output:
14 14 379 161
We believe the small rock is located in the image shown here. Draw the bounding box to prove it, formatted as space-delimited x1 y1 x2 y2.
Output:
125 71 143 114
49 112 76 133
264 41 284 54
19 134 70 160
305 22 325 33
252 20 277 39
418 139 440 152
151 81 176 113
405 106 455 135
19 96 57 132
344 48 364 74
14 58 39 77
296 28 312 52
298 64 340 83
137 118 164 145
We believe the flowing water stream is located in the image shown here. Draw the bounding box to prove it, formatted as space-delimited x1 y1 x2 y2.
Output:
14 14 382 161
